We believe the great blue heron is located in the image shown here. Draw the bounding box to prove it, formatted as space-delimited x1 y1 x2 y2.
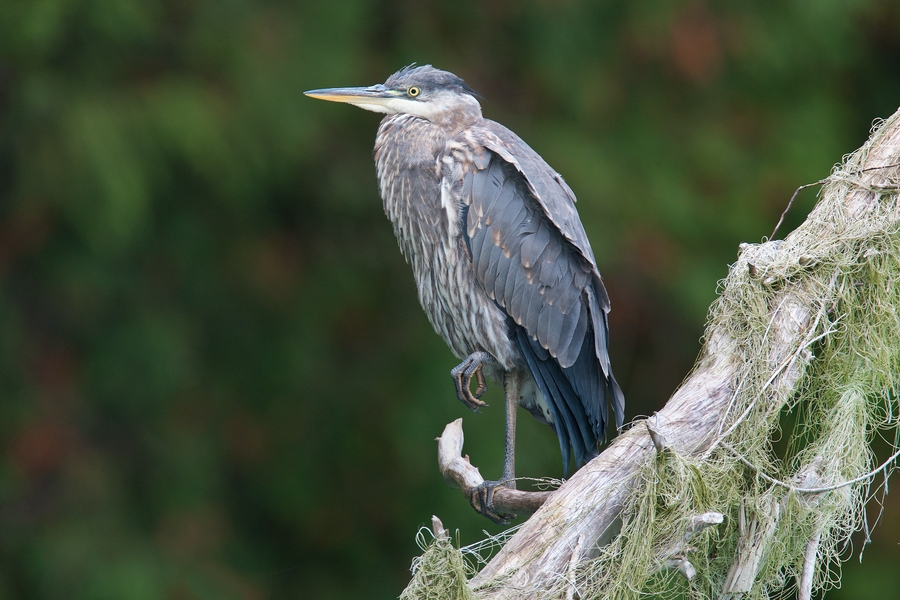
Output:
306 65 624 522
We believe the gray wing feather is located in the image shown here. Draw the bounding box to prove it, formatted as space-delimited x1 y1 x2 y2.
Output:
537 294 554 350
468 167 504 237
522 272 543 342
587 282 612 377
473 220 494 281
500 226 531 307
563 287 589 365
486 247 506 299
520 219 550 269
536 240 564 286
508 266 530 325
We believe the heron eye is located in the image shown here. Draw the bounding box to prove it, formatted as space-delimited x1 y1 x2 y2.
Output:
408 86 420 97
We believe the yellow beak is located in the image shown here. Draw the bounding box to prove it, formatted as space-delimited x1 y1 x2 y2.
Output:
304 84 399 108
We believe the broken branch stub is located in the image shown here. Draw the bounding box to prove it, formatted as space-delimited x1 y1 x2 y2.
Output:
437 419 551 516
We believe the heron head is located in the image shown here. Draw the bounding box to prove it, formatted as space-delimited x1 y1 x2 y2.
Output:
305 64 483 124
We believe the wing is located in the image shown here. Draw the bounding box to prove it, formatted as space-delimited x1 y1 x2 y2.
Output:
458 124 625 471
476 122 600 271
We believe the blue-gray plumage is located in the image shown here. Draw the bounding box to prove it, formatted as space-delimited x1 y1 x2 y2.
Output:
306 65 624 522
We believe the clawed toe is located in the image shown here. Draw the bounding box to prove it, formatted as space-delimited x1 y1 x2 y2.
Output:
451 351 496 411
472 368 487 399
468 481 515 524
452 373 487 411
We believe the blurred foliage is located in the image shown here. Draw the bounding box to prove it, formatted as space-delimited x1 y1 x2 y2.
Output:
1 0 899 598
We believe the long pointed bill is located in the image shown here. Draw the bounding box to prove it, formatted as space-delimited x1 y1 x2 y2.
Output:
304 84 400 112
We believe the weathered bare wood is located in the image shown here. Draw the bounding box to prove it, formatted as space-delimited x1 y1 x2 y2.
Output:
437 419 552 515
720 496 781 598
798 530 822 600
720 458 831 599
432 514 449 541
469 328 750 598
455 108 900 599
658 511 724 581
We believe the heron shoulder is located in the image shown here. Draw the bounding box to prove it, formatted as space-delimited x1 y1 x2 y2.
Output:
454 121 600 272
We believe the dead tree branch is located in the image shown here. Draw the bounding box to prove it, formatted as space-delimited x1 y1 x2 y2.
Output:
422 108 900 599
437 419 552 515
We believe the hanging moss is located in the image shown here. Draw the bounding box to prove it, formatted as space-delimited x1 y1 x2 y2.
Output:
401 525 475 600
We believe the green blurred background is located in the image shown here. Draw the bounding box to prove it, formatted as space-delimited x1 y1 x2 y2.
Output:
2 0 900 598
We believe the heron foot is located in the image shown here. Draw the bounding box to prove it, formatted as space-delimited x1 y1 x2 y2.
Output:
468 480 515 524
451 351 496 411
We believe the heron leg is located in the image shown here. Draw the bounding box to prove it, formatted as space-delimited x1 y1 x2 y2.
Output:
468 369 523 524
500 369 521 488
451 351 496 411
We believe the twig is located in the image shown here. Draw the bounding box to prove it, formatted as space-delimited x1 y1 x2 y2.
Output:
771 181 826 240
770 163 900 240
854 161 900 174
799 530 822 600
